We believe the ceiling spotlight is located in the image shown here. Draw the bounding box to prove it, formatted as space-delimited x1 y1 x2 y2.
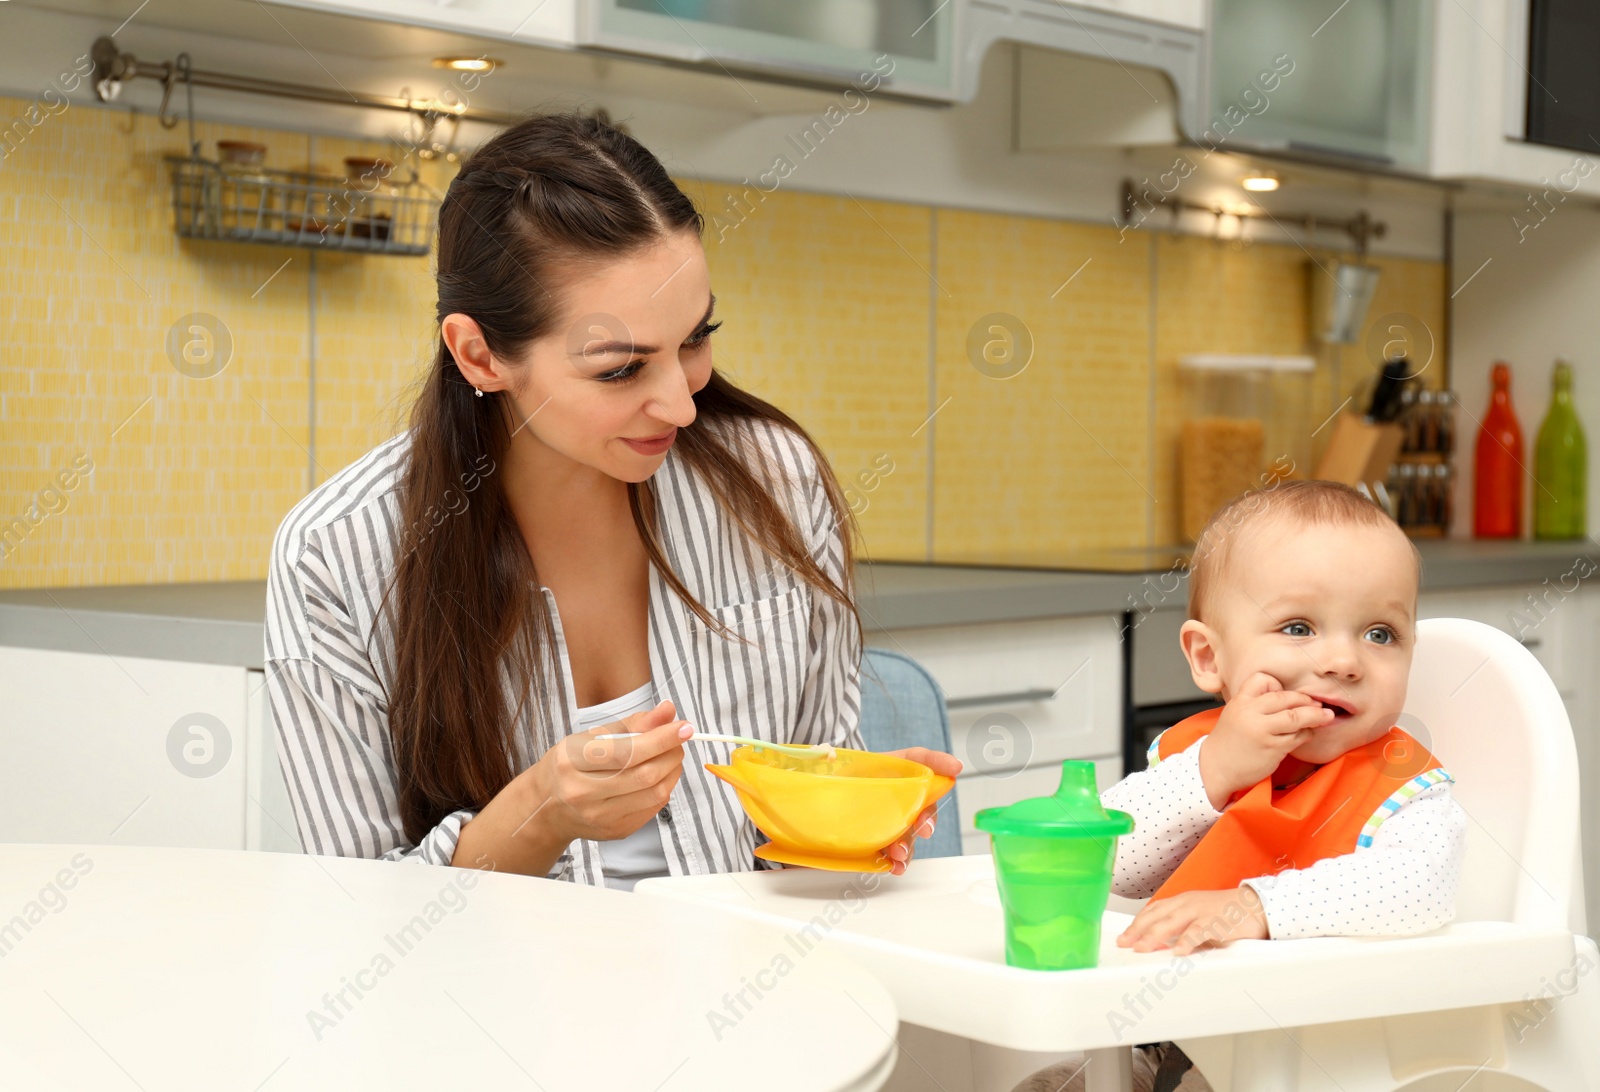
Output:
1241 171 1280 193
433 56 501 73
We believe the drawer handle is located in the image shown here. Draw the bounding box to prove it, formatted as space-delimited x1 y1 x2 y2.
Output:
1519 637 1542 649
946 687 1059 710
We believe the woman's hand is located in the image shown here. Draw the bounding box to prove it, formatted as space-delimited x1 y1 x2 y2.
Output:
527 699 693 845
878 747 963 876
1116 886 1270 955
455 700 691 876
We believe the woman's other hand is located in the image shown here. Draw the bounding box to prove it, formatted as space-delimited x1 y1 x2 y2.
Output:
878 747 962 876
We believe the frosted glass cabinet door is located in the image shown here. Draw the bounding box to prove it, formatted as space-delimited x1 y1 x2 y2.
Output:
1207 0 1432 169
580 0 956 98
0 646 249 849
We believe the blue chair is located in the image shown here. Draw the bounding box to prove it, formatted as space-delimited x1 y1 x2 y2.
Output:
857 647 963 858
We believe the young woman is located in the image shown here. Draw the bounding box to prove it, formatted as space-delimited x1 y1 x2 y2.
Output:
264 112 959 890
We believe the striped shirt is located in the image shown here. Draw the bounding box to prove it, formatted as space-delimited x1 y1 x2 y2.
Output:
263 417 864 887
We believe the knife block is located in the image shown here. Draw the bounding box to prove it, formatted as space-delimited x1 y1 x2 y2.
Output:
1314 414 1406 489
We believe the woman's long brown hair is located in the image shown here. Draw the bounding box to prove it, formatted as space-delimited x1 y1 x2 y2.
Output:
385 112 860 846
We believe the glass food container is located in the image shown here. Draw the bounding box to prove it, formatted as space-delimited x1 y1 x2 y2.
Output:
1179 354 1313 542
215 140 272 236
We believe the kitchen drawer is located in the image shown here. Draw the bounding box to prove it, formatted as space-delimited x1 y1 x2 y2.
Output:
0 645 251 848
1418 586 1576 696
868 615 1123 777
954 756 1124 857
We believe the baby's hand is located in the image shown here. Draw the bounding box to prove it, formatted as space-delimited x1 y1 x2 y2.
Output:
1117 886 1270 955
1197 672 1331 809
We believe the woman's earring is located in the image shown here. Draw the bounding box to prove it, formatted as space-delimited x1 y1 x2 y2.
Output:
474 387 484 398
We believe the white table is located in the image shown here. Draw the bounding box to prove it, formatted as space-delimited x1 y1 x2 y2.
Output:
0 844 899 1092
637 855 1581 1092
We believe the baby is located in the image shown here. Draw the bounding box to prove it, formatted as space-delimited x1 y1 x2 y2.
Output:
1017 479 1467 1092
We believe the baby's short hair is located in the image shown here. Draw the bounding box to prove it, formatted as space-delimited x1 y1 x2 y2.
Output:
1187 479 1419 623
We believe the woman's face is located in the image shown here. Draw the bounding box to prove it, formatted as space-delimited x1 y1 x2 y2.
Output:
491 229 717 485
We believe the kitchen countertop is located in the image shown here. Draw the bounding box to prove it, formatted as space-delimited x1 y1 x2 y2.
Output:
1 540 1595 670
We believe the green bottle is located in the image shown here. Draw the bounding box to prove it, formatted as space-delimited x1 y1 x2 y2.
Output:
1534 360 1587 539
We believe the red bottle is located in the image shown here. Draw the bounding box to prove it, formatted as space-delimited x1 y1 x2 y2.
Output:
1475 361 1525 538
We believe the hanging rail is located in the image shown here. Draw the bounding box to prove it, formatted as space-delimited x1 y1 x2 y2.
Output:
1120 178 1388 254
88 36 529 137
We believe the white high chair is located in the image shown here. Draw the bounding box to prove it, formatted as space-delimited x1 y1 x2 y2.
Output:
1177 617 1600 1091
637 618 1599 1092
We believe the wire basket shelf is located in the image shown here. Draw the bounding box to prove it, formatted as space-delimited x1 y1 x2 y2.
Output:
165 155 435 256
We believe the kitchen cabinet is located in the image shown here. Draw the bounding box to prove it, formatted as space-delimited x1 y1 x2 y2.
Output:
580 0 956 100
867 614 1125 856
261 0 578 47
1018 0 1424 159
247 668 305 853
1018 0 1588 186
1203 0 1433 170
1201 0 1598 186
0 646 297 852
988 0 1207 139
1212 0 1599 187
106 0 1208 127
584 0 1204 108
1417 585 1572 697
1428 0 1600 188
1 612 1124 861
263 0 960 100
275 0 1202 115
1066 0 1203 29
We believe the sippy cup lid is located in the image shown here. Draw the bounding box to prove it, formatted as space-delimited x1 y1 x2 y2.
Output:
973 760 1134 838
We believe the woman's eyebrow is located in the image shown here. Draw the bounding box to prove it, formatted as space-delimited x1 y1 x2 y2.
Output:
584 295 716 357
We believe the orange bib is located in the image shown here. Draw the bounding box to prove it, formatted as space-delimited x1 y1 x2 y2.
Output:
1148 706 1451 901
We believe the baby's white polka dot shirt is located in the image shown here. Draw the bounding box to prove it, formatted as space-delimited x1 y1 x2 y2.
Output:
1101 736 1468 939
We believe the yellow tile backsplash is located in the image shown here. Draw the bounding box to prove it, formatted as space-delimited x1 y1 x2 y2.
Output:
307 134 457 482
2 102 311 588
931 208 1153 561
0 95 1450 587
1151 239 1448 546
692 182 934 563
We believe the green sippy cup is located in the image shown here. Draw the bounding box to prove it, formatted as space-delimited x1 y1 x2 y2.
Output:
974 760 1135 971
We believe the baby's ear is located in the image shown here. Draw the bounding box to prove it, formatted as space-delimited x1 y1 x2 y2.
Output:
1179 620 1225 695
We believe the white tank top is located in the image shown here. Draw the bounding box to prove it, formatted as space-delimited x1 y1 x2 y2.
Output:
574 680 670 892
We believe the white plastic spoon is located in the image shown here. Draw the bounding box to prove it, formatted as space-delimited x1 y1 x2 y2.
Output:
592 730 836 760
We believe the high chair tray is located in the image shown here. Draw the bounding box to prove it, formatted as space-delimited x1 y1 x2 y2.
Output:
636 854 1579 1055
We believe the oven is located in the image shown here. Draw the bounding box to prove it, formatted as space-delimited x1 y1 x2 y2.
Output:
1122 606 1221 774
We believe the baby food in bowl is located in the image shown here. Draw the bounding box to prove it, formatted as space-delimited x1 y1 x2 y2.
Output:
706 746 954 873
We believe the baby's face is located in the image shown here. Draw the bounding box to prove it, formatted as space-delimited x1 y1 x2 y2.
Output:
1193 519 1418 765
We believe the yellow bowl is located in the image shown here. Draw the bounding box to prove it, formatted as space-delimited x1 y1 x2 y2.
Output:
706 746 955 872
